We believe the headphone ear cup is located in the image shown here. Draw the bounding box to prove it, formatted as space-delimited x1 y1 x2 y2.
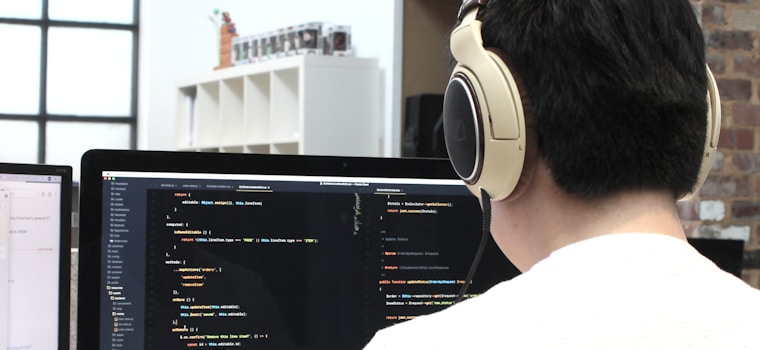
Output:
443 69 483 186
443 53 530 201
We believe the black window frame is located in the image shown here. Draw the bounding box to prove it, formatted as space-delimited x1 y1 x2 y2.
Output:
0 0 140 163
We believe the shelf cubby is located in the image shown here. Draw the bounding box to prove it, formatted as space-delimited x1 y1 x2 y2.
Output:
175 55 381 157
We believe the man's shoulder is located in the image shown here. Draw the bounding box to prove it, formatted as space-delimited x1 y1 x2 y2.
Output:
363 279 527 349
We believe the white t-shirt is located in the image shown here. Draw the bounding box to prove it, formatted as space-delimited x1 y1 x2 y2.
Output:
364 233 760 350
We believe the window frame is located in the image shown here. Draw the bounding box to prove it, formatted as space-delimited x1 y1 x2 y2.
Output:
0 0 140 163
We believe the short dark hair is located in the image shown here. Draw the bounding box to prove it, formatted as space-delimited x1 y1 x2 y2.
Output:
479 0 709 198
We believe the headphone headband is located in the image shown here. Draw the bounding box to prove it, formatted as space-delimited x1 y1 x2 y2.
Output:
682 66 721 200
444 1 721 202
457 0 489 21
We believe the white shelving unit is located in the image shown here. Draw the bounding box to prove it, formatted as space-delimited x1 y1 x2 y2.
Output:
175 55 382 156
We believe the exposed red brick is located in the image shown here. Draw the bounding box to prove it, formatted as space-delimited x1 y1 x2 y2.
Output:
702 0 760 284
702 5 727 25
700 174 752 197
705 31 755 51
716 79 752 101
734 56 760 78
718 127 755 149
737 130 754 150
732 103 760 127
732 200 760 220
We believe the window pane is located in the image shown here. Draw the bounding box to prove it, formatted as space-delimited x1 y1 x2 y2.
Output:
49 0 133 24
0 1 42 19
0 25 40 115
46 122 130 181
0 120 38 164
47 27 133 116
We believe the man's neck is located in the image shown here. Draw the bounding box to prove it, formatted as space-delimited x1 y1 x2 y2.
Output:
541 189 687 254
490 164 687 272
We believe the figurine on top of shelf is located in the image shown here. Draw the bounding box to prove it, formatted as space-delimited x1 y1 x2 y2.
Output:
222 11 237 34
209 8 238 70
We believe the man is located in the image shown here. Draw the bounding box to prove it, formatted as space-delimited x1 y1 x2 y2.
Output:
364 0 760 348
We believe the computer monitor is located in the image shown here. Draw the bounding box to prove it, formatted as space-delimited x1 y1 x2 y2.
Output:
0 162 72 350
77 150 520 350
686 237 745 278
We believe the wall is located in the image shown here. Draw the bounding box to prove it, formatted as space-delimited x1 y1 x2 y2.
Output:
399 0 459 153
138 0 403 156
401 0 459 98
137 1 760 287
681 0 760 288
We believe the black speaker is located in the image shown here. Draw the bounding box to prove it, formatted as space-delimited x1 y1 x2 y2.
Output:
403 94 448 158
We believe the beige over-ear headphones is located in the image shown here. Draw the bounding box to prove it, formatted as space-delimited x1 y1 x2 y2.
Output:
442 0 721 202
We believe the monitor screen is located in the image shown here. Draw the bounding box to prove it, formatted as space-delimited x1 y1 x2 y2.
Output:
77 150 520 350
0 162 72 350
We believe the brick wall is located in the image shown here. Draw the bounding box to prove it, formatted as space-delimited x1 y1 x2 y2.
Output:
683 0 760 288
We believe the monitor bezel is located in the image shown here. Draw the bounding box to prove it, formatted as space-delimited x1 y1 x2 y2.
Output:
77 149 464 349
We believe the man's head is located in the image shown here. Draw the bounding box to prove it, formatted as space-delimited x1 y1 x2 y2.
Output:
446 0 714 201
